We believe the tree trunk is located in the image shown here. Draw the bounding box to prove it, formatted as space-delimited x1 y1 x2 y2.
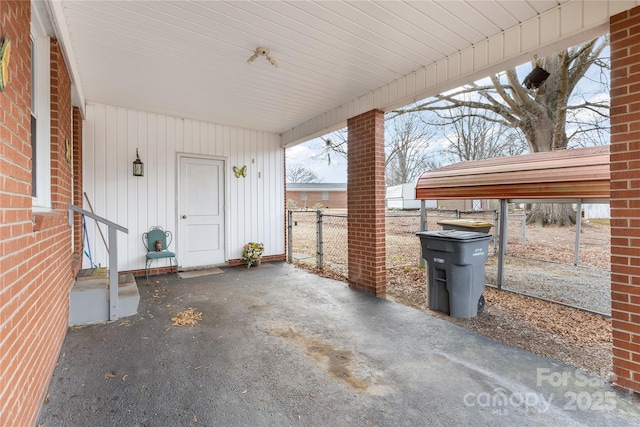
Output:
527 203 576 226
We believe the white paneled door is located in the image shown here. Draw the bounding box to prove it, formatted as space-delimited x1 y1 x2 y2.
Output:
178 156 226 268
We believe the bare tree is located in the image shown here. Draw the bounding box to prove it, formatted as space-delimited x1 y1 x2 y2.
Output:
438 106 527 163
385 112 438 186
394 36 609 224
286 165 320 183
315 115 438 186
396 37 609 152
316 130 348 166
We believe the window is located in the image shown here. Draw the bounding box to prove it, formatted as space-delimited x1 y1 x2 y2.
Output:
300 192 307 201
31 7 51 210
322 191 329 201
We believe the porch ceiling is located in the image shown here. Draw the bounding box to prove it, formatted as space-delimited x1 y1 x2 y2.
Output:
46 1 617 146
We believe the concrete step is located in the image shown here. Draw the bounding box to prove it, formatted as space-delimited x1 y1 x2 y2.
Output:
69 269 140 326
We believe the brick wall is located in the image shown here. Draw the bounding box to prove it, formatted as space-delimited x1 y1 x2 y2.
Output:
346 110 386 296
0 1 77 424
610 6 640 395
286 190 347 210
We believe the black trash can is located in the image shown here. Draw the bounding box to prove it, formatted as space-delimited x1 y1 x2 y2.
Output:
416 230 492 318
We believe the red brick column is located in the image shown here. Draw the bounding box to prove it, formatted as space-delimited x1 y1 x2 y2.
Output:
347 110 386 296
610 6 640 394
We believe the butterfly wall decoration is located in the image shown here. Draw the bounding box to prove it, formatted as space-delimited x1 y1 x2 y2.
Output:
233 165 247 178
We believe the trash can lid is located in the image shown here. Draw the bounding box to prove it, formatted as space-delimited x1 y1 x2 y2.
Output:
416 230 492 241
436 219 493 228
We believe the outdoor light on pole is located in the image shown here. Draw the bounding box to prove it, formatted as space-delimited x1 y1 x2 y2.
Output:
522 55 550 89
133 148 144 177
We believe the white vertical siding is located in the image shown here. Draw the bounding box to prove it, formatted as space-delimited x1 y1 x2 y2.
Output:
83 103 284 272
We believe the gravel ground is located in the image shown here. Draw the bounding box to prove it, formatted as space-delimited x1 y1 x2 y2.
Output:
485 256 611 315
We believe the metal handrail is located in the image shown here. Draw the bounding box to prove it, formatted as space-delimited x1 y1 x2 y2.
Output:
68 204 128 321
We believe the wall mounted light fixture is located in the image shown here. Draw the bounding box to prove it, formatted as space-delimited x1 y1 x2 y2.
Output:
133 148 144 177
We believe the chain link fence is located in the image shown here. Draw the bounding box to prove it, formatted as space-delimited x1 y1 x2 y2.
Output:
288 208 515 278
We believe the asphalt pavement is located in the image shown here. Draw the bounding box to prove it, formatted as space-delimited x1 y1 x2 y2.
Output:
37 262 639 426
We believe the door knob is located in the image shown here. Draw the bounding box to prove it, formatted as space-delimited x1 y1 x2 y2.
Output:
182 215 187 219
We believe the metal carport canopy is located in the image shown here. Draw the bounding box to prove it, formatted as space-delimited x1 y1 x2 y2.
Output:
414 145 610 204
415 145 610 290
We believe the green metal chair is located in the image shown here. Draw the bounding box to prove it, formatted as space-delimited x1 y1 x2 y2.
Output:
143 226 178 282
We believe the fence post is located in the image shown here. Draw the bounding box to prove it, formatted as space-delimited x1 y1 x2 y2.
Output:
574 202 582 266
287 210 293 262
316 210 323 269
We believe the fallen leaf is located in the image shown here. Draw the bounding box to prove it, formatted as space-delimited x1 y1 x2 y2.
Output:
121 374 128 382
171 307 202 327
105 372 115 380
44 394 50 404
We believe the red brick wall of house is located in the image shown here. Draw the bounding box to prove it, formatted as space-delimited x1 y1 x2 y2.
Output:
610 6 640 395
286 190 347 210
346 110 386 296
0 1 76 424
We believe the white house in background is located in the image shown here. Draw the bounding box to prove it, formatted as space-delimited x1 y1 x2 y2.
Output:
583 204 611 219
386 183 435 210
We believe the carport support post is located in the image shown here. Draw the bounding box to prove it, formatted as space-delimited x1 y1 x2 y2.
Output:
419 200 426 268
497 199 508 290
574 201 582 266
346 110 386 296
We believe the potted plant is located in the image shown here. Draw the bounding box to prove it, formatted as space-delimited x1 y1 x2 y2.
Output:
242 242 264 268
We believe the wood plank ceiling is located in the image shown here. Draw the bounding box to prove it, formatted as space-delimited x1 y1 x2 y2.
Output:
48 0 601 142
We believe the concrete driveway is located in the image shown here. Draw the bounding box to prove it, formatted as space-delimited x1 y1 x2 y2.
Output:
38 262 639 426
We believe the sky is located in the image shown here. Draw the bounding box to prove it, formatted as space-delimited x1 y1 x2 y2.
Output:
286 137 348 183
